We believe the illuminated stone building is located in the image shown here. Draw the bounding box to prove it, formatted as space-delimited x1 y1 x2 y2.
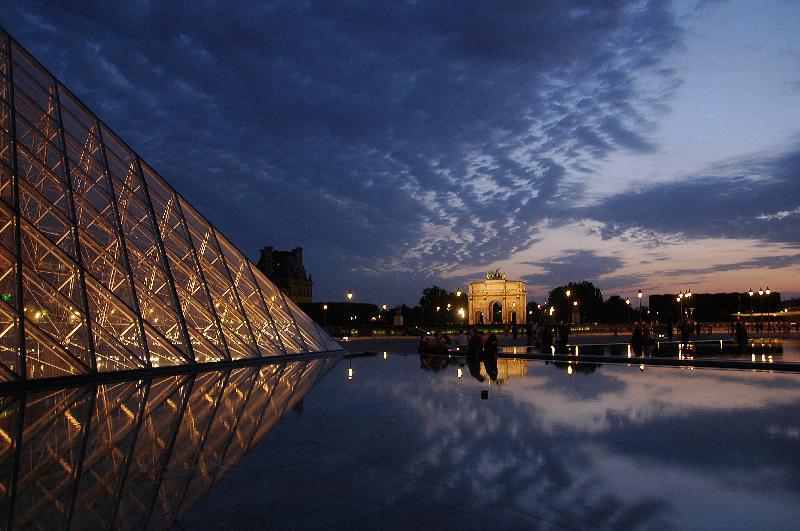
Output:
467 271 527 325
257 246 313 304
0 29 342 384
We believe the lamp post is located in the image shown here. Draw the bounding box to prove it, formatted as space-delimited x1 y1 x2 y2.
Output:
748 289 754 331
637 289 643 323
758 288 764 332
685 289 692 319
436 306 441 325
572 300 578 325
323 304 328 328
765 286 771 330
626 298 631 329
347 289 353 325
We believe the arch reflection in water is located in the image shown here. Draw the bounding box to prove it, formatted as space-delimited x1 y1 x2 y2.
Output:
0 356 337 529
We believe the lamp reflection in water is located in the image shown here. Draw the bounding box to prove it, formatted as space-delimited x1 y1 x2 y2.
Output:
0 357 336 529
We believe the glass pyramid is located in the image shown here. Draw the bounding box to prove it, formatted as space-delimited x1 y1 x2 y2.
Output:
0 29 342 382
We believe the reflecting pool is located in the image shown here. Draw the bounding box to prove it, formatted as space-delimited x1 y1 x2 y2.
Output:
183 350 800 530
2 348 798 530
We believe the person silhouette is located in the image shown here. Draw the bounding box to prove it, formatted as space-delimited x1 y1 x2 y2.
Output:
482 333 499 381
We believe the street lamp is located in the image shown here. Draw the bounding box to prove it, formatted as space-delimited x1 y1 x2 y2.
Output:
765 286 771 330
572 300 578 325
685 289 692 318
758 287 764 331
347 289 353 325
322 303 328 328
456 288 462 297
625 298 631 328
748 289 754 330
637 289 643 322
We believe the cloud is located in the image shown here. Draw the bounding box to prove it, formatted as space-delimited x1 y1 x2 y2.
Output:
0 1 687 303
13 2 798 302
582 146 800 244
521 250 626 287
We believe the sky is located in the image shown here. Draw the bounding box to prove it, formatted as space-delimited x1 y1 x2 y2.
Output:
3 0 799 306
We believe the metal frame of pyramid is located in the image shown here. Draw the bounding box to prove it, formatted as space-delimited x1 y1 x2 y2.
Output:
0 28 343 383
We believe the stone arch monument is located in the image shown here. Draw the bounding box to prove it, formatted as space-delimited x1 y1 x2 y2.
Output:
467 271 526 325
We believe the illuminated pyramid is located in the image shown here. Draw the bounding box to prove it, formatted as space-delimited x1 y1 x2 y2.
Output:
0 29 342 382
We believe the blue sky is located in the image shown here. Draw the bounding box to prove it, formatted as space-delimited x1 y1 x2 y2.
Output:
3 0 799 306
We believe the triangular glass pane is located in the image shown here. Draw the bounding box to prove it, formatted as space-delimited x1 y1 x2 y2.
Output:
17 176 75 260
250 268 305 353
83 276 147 370
283 294 327 352
141 322 189 368
142 181 227 361
0 224 20 378
181 218 258 360
23 306 91 379
215 235 285 356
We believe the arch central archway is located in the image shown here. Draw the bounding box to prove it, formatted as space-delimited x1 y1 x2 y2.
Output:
491 301 503 324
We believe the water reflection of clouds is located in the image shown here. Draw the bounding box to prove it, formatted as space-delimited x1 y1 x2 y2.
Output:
358 358 800 528
497 366 800 435
356 363 671 528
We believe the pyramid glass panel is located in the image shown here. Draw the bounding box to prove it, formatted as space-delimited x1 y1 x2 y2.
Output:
0 28 343 383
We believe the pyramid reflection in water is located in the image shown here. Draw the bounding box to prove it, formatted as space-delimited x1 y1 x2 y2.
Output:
0 28 342 383
0 357 337 529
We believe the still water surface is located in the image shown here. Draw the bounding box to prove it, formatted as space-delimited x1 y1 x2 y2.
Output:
183 346 800 530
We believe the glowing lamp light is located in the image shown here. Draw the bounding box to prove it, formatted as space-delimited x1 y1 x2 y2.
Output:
567 365 573 375
348 367 354 380
566 289 571 297
347 290 353 301
383 352 388 360
457 367 463 379
637 289 643 299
